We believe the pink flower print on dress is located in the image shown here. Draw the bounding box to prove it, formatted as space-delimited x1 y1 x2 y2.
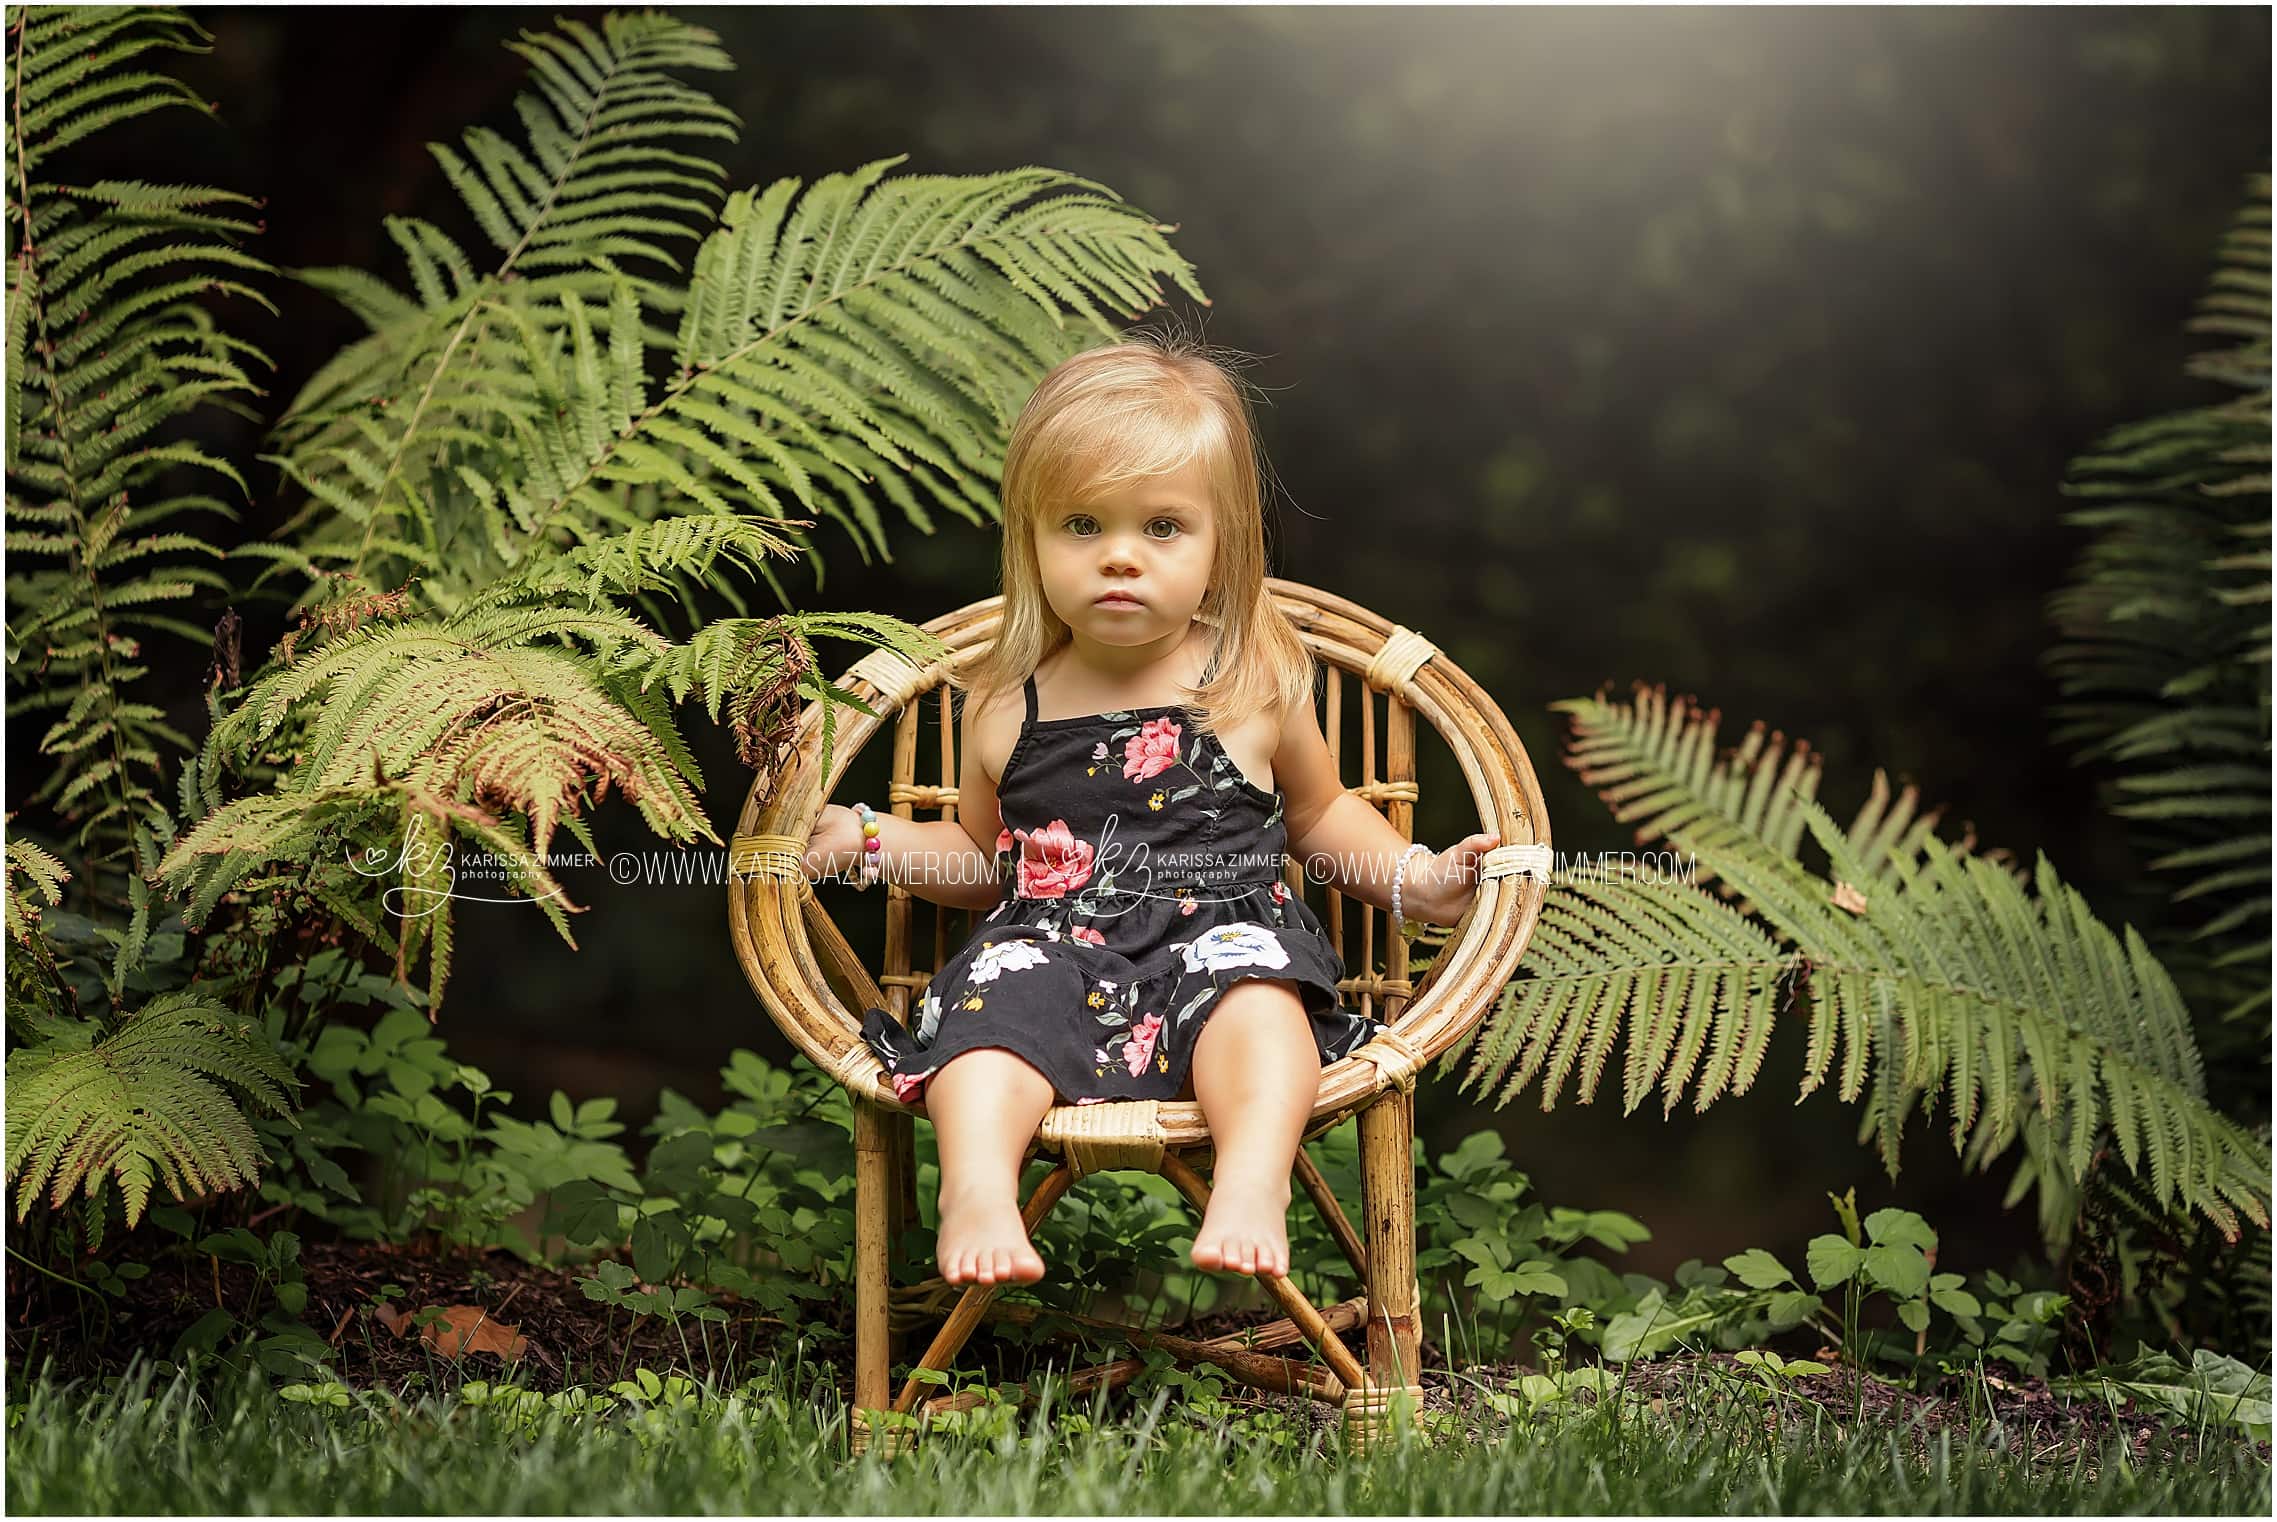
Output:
1270 880 1291 904
891 1068 935 1104
1179 896 1198 916
1014 819 1095 898
997 826 1015 855
1121 1011 1164 1077
1074 1095 1109 1106
1071 925 1106 946
1122 717 1182 783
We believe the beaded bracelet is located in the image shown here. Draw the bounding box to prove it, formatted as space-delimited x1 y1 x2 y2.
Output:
1390 842 1433 937
853 801 883 889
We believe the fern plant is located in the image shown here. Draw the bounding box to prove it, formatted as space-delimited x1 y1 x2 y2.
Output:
2045 173 2271 1106
251 11 1201 615
5 8 1210 1244
1454 685 2270 1246
0 6 300 1254
4 990 298 1249
151 11 1206 1012
3 4 277 996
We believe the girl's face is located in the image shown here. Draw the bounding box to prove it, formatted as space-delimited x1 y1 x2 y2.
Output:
1034 456 1217 653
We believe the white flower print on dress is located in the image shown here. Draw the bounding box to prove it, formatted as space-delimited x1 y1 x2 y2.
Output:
1177 922 1292 976
914 987 945 1043
967 937 1052 983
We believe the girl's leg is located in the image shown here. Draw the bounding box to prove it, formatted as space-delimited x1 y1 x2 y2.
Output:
1187 978 1319 1277
924 1046 1055 1285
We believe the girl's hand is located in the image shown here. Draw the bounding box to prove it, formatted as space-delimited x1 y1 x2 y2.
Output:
1405 830 1502 927
803 803 866 883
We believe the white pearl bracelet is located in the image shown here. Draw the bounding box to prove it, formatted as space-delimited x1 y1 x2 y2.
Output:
1391 842 1433 934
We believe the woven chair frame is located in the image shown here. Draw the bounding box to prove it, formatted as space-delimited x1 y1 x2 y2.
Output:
727 578 1551 1455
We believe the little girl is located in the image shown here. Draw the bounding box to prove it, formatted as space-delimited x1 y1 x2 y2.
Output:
803 333 1496 1293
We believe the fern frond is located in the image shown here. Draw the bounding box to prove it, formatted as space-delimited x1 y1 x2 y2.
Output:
4 991 298 1229
1462 694 2272 1244
1555 683 2017 909
2045 172 2271 1071
267 14 1203 613
1789 798 2260 1235
1462 873 1796 1114
261 12 737 602
4 834 71 947
3 829 82 1037
5 5 274 973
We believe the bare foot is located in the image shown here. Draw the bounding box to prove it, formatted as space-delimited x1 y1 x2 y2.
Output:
935 1188 1045 1286
1190 1177 1292 1278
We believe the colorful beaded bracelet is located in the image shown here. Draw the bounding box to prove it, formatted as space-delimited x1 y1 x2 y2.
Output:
853 801 883 889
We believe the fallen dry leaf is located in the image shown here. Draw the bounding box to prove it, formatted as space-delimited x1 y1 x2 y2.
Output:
373 1301 528 1361
1830 880 1869 915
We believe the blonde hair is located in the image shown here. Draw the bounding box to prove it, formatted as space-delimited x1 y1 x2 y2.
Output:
952 328 1316 738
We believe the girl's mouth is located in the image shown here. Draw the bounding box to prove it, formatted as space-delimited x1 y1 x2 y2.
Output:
1095 593 1143 608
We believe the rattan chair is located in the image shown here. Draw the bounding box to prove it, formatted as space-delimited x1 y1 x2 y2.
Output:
728 579 1551 1454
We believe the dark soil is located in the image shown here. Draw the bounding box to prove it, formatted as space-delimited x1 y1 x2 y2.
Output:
5 1235 2258 1474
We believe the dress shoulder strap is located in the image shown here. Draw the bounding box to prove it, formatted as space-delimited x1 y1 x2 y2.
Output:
1021 672 1038 727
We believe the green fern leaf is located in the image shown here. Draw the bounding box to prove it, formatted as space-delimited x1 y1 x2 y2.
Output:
5 992 298 1229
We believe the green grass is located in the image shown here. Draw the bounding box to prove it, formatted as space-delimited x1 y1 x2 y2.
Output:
4 1352 2268 1515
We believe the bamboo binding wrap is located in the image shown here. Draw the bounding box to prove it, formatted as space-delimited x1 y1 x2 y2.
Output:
727 579 1552 1143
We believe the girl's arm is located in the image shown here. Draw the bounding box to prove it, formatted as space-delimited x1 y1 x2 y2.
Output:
1272 693 1500 928
807 812 1004 910
802 686 1012 912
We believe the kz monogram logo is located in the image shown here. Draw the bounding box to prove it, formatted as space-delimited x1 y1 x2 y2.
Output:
347 814 594 917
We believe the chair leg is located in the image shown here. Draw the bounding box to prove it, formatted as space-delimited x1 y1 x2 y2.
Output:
1348 1086 1427 1454
849 1097 908 1457
883 1107 917 1368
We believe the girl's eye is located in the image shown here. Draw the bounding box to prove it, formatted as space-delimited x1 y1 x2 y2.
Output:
1062 516 1180 539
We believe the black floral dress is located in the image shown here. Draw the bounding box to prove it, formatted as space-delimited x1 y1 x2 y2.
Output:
860 673 1377 1107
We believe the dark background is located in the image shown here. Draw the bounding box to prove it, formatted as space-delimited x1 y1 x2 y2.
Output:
21 5 2269 1279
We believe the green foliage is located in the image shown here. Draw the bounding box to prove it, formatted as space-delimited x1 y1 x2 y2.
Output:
1596 1254 1824 1365
8 6 1211 1256
129 8 1204 1017
2046 173 2272 1071
2055 1348 2274 1443
1560 682 2020 902
3 990 299 1242
252 9 1203 611
1583 1190 2080 1393
1461 684 2271 1248
1409 1129 1649 1350
1457 871 1791 1118
3 4 278 995
4 835 78 1029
